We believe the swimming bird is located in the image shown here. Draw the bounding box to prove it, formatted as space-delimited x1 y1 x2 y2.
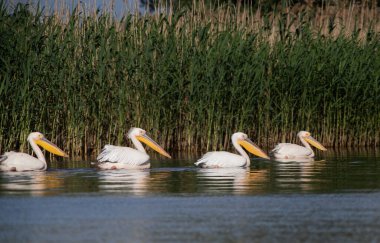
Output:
270 131 327 159
96 127 171 169
194 132 270 168
0 132 68 172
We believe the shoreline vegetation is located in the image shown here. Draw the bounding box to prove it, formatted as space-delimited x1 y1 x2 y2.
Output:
1 0 380 157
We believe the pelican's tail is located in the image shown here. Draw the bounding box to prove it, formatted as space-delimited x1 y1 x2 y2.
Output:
90 161 105 170
194 161 205 167
194 157 209 168
0 155 7 163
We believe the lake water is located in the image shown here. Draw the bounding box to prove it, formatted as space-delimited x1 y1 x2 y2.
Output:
1 149 380 242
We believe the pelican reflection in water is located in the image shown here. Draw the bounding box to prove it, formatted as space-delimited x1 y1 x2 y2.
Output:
273 158 327 192
0 171 64 196
97 169 150 196
196 167 269 194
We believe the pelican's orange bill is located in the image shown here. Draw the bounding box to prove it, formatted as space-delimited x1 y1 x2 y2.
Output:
304 136 327 151
239 138 270 159
137 134 171 158
36 138 69 157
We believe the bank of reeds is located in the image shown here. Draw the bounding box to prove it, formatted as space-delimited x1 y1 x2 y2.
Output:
0 1 380 157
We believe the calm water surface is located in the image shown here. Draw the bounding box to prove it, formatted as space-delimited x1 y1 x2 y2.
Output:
1 149 380 242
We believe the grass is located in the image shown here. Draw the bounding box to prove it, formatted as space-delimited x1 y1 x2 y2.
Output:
0 0 379 157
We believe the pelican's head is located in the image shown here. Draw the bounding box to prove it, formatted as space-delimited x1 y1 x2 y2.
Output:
232 132 270 159
298 131 327 151
128 127 171 158
28 132 68 157
128 127 147 138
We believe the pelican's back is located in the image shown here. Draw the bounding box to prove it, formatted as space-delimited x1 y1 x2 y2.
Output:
195 151 247 168
97 145 150 166
0 152 46 171
270 143 313 159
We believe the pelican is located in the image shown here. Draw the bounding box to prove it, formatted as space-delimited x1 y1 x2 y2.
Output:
194 132 270 168
270 131 327 159
96 127 171 169
0 132 68 172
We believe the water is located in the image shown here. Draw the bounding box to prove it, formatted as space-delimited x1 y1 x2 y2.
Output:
1 149 380 242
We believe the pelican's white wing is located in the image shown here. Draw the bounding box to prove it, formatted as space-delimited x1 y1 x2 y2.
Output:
0 152 46 171
97 145 150 167
194 151 247 168
270 143 313 159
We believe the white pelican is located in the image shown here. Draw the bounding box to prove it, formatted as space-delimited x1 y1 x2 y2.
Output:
270 131 327 159
0 132 68 172
194 132 270 168
96 127 171 169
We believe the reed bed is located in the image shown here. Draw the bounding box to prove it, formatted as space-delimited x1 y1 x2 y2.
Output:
0 0 380 157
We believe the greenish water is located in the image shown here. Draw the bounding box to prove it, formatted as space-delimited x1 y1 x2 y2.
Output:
1 149 379 196
1 149 380 242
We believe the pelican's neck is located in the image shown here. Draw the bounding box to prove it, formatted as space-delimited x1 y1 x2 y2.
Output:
232 139 250 166
299 135 314 157
131 136 146 154
29 138 47 164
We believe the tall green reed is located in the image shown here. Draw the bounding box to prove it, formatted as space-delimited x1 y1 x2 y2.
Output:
0 1 379 157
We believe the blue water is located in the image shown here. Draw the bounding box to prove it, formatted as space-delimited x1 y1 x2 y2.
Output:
1 194 380 242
